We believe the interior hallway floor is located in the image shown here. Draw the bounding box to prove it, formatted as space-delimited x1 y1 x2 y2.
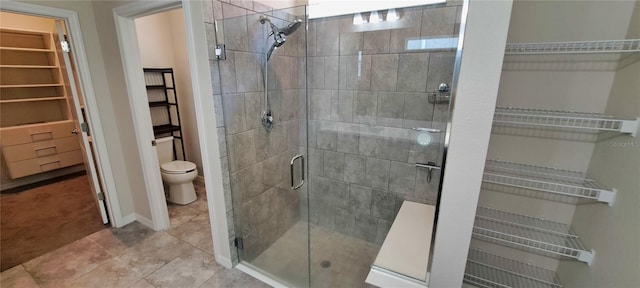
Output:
1 173 105 271
0 183 268 288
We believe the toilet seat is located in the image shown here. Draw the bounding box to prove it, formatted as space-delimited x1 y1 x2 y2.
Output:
161 160 196 174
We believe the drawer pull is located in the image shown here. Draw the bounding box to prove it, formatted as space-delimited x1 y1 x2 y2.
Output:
40 160 61 171
31 131 53 142
35 146 57 157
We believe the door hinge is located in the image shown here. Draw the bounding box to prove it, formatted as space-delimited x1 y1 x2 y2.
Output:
151 140 157 146
215 44 226 60
80 122 89 133
97 192 105 201
234 237 244 249
61 40 70 53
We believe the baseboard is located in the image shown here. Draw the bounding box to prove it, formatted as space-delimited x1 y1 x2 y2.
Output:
236 263 288 288
122 213 137 226
215 254 233 269
195 175 205 185
135 213 155 229
1 165 86 192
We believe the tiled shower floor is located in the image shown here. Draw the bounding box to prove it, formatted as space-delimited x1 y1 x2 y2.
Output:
250 221 380 288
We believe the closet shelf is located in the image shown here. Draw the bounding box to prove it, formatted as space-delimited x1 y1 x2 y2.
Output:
0 84 63 88
493 107 640 137
505 39 640 55
483 160 616 205
472 207 593 265
0 65 58 69
0 97 66 103
464 249 562 288
0 46 54 52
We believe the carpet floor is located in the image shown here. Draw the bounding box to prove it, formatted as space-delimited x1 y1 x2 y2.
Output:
0 173 105 271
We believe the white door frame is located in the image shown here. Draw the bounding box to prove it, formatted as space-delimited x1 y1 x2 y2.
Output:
1 1 124 227
113 0 232 267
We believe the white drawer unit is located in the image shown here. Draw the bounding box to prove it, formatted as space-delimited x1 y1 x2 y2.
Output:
6 150 83 179
1 120 82 179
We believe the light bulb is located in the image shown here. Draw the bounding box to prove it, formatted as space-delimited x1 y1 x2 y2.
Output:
369 11 382 23
387 9 399 22
353 13 367 25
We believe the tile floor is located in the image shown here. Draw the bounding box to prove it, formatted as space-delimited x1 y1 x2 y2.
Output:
249 222 380 288
0 185 268 288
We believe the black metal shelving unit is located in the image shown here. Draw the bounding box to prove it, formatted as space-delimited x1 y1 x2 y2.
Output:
143 68 186 161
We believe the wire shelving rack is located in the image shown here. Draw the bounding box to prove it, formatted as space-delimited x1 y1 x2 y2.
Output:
472 207 593 265
493 107 640 137
504 39 640 55
464 249 563 288
483 160 616 205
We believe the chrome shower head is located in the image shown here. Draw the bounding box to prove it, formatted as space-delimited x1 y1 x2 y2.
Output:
279 19 302 36
260 17 302 60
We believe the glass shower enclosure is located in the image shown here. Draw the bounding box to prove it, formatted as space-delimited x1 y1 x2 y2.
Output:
210 1 466 286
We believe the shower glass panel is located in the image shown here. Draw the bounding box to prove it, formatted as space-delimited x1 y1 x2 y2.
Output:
306 2 462 286
216 1 464 287
215 5 309 287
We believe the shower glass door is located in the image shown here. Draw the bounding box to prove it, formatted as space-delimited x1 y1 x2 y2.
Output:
212 4 310 287
305 2 463 287
213 1 464 287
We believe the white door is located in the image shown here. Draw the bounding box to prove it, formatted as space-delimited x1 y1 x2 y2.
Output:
55 20 109 224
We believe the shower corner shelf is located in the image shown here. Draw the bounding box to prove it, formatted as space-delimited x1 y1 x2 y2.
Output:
483 160 616 205
493 107 640 138
473 207 594 265
464 249 563 288
504 39 640 55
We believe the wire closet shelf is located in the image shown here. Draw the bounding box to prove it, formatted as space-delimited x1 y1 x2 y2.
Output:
483 160 615 205
464 249 562 288
472 207 593 265
504 39 640 55
493 107 640 137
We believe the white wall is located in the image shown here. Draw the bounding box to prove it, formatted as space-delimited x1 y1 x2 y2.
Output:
474 0 638 273
557 2 640 285
429 1 513 287
135 9 203 174
557 61 640 287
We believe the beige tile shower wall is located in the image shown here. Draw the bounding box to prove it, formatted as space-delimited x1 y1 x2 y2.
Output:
306 4 462 244
203 0 305 262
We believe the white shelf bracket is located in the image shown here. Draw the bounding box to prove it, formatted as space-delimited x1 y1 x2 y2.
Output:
598 189 616 206
620 117 640 137
578 250 595 266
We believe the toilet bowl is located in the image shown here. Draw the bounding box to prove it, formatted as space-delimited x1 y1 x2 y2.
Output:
155 136 198 205
161 160 198 205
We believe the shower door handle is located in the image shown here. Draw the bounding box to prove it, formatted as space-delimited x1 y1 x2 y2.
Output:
416 162 441 184
290 154 305 190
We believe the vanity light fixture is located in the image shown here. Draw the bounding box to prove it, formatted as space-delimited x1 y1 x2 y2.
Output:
387 9 399 21
353 13 367 25
369 11 382 23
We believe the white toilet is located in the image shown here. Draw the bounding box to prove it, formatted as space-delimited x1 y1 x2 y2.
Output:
155 136 198 205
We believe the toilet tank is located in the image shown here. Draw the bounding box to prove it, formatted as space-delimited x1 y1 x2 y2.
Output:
155 136 175 165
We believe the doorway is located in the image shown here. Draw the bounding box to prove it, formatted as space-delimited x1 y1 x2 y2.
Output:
0 11 109 270
133 8 209 231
